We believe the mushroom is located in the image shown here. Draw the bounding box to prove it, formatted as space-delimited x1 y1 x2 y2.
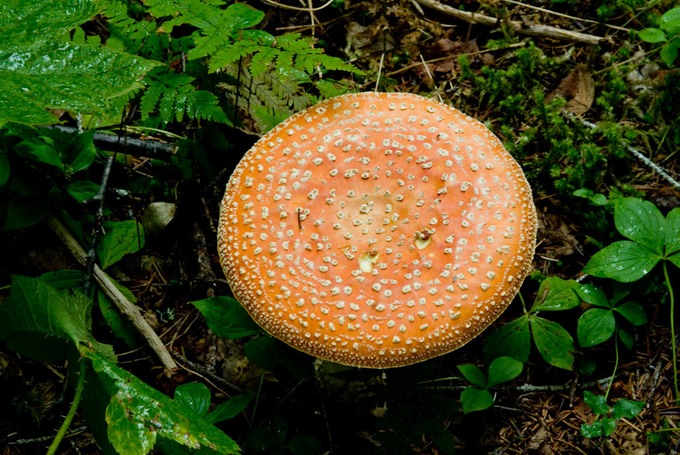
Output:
217 92 537 368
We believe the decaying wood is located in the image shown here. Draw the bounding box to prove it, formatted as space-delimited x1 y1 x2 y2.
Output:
47 214 178 374
414 0 607 45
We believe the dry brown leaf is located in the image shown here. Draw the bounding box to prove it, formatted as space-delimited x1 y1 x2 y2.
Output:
548 64 595 116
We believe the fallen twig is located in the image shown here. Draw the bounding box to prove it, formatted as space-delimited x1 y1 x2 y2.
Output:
414 0 607 45
47 214 178 374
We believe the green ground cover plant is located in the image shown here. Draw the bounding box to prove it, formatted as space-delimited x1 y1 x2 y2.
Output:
1 0 680 453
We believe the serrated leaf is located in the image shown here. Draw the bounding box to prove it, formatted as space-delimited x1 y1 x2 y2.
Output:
192 295 261 339
614 198 665 254
614 301 647 326
532 276 581 312
486 356 523 387
457 364 486 387
207 394 254 424
577 308 615 347
0 275 114 361
89 352 240 455
530 316 574 370
460 388 494 414
583 241 661 282
638 28 667 43
97 220 145 269
612 399 645 420
483 316 531 363
0 0 160 127
175 382 212 416
583 390 609 415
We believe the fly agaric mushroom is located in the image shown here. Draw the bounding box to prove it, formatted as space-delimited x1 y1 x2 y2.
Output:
218 92 537 368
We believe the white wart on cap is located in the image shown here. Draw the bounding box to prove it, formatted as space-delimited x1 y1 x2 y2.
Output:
218 92 537 368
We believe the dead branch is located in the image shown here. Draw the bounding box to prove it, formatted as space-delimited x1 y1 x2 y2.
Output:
414 0 607 45
47 214 178 374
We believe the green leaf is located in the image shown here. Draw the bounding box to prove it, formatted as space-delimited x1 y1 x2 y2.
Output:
0 0 160 127
175 382 212 417
638 28 667 43
66 180 100 203
207 394 254 424
577 308 615 347
192 295 261 339
486 356 523 387
90 352 240 455
612 399 645 420
600 417 618 437
483 316 531 363
457 364 487 388
66 130 98 172
666 208 680 257
660 41 679 66
581 421 604 438
614 301 647 326
583 390 609 415
614 198 665 254
530 316 574 370
577 284 610 308
660 7 680 35
618 328 635 350
0 152 9 187
0 275 114 361
460 388 494 414
97 220 145 269
583 241 661 282
531 277 581 312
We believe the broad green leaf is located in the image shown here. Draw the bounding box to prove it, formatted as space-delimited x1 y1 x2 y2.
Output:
600 417 618 437
614 198 665 254
175 382 211 416
0 0 102 51
531 277 580 312
638 28 667 43
614 302 647 326
583 390 609 415
192 295 261 339
457 364 486 387
66 130 98 172
612 399 645 420
486 356 523 387
483 317 531 363
0 275 114 361
530 316 574 370
619 328 635 350
577 284 610 308
0 0 160 127
90 353 240 455
66 180 100 203
666 208 680 257
0 152 10 187
460 388 494 414
660 7 680 35
97 220 145 269
577 308 615 347
0 192 50 230
660 41 679 66
207 394 254 424
583 241 661 282
580 421 604 438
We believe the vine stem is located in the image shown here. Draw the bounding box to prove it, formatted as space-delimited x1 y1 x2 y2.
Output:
665 261 678 402
47 358 88 455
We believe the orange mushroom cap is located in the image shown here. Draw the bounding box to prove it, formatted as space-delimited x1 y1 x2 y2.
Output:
218 92 537 368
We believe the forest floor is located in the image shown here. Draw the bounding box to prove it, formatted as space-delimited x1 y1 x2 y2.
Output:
1 0 680 454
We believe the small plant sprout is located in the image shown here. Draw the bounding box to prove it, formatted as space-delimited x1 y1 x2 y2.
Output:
483 276 580 371
580 390 645 439
638 7 680 67
456 357 524 414
583 198 680 399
